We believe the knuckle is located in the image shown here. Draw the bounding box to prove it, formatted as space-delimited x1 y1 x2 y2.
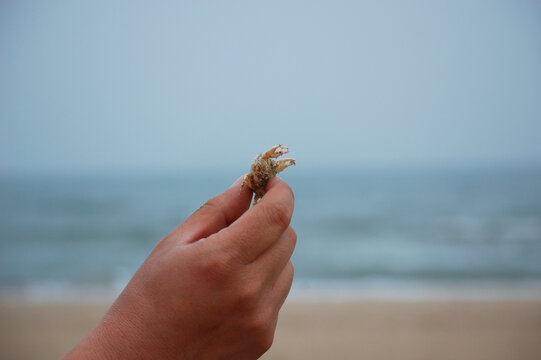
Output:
248 317 268 333
288 227 297 248
255 330 274 354
288 262 295 279
154 233 173 252
236 283 261 309
237 306 276 354
197 250 234 281
264 201 291 229
198 197 221 215
246 317 274 353
212 251 235 271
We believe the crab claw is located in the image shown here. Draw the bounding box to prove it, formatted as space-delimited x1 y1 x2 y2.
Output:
276 158 296 173
262 144 289 159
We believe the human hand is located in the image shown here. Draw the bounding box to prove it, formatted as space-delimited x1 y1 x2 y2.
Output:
64 176 296 360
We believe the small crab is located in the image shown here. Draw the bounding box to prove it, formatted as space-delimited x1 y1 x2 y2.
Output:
241 145 296 205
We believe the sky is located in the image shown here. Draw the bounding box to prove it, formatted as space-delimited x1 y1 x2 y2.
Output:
1 0 540 174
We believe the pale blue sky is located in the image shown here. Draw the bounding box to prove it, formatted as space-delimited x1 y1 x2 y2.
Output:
1 0 540 173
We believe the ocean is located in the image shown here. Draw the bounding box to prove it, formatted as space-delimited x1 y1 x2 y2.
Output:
1 166 541 301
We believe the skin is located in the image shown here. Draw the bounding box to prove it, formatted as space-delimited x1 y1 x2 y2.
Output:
63 176 296 360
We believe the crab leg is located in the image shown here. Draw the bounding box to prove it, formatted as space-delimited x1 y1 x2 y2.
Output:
276 158 296 173
262 144 289 160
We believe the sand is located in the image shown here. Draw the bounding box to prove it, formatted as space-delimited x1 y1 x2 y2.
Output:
1 299 540 360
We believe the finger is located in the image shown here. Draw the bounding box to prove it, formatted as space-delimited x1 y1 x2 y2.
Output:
209 177 294 263
170 176 252 244
269 261 294 310
254 226 297 285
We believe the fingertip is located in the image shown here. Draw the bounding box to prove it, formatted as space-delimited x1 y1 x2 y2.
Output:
173 175 253 245
222 174 253 218
229 174 252 196
264 177 295 207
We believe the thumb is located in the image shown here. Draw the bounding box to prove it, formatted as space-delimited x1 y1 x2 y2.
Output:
171 175 253 244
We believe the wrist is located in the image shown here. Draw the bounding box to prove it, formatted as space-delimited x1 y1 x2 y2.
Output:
64 301 153 360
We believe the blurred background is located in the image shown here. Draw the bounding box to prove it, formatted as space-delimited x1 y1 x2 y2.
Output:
1 0 541 301
2 1 541 359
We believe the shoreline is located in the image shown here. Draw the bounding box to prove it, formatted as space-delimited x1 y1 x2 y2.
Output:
3 280 541 305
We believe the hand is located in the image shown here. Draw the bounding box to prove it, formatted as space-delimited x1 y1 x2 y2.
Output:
64 176 296 360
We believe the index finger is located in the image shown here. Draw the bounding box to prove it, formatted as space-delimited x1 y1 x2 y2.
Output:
209 177 295 263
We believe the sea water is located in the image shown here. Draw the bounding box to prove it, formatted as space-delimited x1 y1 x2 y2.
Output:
1 166 541 301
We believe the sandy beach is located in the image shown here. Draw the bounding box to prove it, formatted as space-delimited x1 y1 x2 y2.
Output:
1 299 540 360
